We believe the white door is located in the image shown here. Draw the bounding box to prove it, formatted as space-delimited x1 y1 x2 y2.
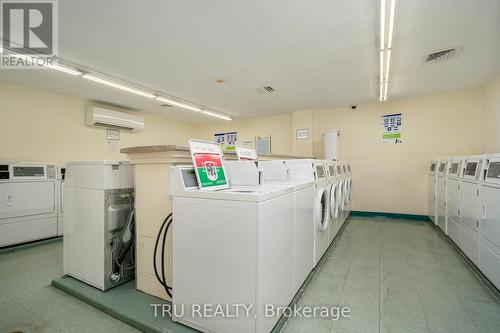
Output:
461 181 480 232
0 181 55 219
480 185 500 249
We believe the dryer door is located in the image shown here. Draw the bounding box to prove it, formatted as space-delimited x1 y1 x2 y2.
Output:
337 181 344 212
314 187 329 231
0 181 55 219
329 183 338 218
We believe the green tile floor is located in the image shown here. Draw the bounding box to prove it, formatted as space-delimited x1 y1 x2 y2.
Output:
1 217 500 333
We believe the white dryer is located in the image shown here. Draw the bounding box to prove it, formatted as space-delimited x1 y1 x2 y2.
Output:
170 166 295 333
326 161 341 243
428 160 438 224
446 158 464 242
478 154 500 290
258 160 315 293
287 159 330 265
436 160 449 234
457 156 485 265
0 161 58 247
336 163 347 226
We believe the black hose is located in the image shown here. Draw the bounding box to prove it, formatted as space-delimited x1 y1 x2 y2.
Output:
153 214 173 297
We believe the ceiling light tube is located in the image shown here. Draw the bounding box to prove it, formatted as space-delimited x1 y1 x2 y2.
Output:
82 74 156 99
156 96 203 113
387 0 396 49
383 81 389 101
380 0 386 50
201 110 232 121
45 63 81 76
380 50 385 82
385 49 392 83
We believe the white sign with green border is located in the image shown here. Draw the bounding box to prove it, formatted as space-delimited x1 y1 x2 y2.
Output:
382 113 402 144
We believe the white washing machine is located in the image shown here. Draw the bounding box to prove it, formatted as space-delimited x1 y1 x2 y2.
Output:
326 161 341 243
287 159 330 266
479 154 500 290
0 161 58 247
446 158 464 242
436 160 449 234
258 159 315 293
428 160 438 224
64 161 135 291
56 165 66 236
457 156 485 265
169 166 295 333
336 163 348 226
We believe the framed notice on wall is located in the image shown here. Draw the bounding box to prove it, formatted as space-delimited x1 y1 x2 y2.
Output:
382 113 402 144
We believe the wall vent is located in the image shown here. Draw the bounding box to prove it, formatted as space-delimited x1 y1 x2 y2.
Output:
424 48 457 63
254 86 275 94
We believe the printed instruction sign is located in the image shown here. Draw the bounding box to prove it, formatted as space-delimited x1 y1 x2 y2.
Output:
236 146 258 161
214 133 225 149
189 139 230 190
225 132 237 151
382 113 402 144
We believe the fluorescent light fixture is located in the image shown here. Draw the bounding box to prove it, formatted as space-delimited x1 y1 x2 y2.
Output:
82 74 156 99
380 0 386 50
387 0 396 49
385 49 392 83
155 96 202 112
380 50 385 82
45 63 81 76
201 110 232 121
383 82 388 101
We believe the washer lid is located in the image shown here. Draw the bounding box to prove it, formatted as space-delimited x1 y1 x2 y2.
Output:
169 184 294 202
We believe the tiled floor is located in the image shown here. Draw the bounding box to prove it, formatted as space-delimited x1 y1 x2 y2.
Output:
0 240 140 333
1 218 500 333
284 217 500 333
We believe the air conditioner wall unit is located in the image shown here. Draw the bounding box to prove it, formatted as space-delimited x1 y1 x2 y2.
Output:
85 105 144 131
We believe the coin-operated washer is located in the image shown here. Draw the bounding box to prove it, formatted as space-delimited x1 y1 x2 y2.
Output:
63 161 135 291
258 159 315 294
170 140 295 333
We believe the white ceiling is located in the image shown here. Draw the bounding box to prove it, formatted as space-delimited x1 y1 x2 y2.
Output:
0 0 499 123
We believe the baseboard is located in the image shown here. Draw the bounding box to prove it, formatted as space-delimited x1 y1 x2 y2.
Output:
351 210 430 222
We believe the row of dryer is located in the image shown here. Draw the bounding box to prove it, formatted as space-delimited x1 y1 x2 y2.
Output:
0 161 66 247
429 154 500 290
169 155 352 333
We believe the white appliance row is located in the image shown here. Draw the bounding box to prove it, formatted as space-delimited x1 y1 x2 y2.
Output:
429 154 500 291
0 161 66 247
169 157 352 333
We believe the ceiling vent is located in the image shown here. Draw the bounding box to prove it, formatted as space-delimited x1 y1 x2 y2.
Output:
254 86 275 94
424 48 458 63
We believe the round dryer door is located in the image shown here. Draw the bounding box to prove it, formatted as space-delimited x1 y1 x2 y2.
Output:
343 180 349 208
337 180 344 212
329 183 338 218
314 187 329 231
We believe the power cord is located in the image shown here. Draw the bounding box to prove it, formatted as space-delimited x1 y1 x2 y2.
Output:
153 213 173 297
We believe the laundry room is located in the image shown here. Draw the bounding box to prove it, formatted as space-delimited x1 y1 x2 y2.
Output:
1 1 500 333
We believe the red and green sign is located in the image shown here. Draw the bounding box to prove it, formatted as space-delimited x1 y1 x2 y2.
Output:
193 153 228 188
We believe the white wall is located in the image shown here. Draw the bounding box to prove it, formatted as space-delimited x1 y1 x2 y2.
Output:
0 82 197 163
197 88 486 215
483 76 500 153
